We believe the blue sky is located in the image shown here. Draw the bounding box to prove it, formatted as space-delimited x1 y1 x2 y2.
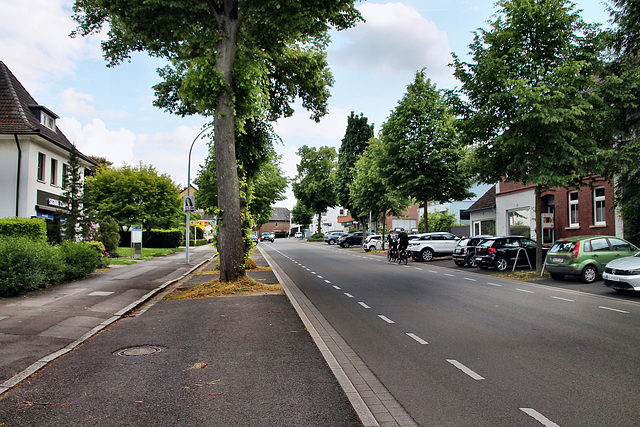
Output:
0 0 612 209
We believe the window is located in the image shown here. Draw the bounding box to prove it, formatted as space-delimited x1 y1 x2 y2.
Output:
608 237 632 252
62 163 69 189
37 152 46 181
50 158 58 186
568 191 579 227
40 112 55 130
589 238 609 252
593 186 606 226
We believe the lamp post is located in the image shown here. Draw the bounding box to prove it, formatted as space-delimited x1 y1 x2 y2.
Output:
185 124 214 264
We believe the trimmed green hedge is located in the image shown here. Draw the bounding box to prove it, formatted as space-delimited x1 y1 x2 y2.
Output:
0 217 47 242
119 229 183 248
0 238 107 297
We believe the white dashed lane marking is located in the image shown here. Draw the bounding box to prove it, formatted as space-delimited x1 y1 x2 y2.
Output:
520 408 560 427
358 302 371 309
447 359 485 381
551 296 574 302
406 333 428 345
599 306 630 314
378 315 395 324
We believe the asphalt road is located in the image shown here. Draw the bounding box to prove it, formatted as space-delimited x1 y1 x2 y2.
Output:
262 240 640 426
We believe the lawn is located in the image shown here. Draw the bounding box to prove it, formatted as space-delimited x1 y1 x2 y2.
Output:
110 247 185 265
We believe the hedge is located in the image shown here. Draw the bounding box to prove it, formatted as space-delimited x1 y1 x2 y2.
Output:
0 217 47 242
119 229 183 248
0 237 107 297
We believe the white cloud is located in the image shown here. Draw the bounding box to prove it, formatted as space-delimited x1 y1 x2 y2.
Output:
60 88 95 116
274 106 351 149
58 117 136 166
330 2 453 78
0 0 102 92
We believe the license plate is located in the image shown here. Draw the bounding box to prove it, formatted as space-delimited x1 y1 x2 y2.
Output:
603 273 619 282
551 257 563 263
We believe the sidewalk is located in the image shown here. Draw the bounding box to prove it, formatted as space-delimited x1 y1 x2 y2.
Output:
0 248 364 426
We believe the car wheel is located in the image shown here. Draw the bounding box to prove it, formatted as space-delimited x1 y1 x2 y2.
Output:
454 260 465 267
421 248 434 262
343 242 350 248
550 273 564 280
468 257 479 268
495 257 509 271
364 246 370 252
580 265 598 284
328 240 335 245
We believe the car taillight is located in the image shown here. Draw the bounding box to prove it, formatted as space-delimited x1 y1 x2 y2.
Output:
488 248 495 254
572 241 580 258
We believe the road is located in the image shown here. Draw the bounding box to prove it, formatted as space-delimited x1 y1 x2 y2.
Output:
262 239 640 426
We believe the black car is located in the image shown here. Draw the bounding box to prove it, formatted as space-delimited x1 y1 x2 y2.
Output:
452 235 493 267
474 236 541 271
338 232 371 248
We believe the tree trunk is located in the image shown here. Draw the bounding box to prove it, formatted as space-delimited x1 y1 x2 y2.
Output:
423 200 429 232
317 213 322 235
382 211 387 250
535 185 544 272
214 4 245 282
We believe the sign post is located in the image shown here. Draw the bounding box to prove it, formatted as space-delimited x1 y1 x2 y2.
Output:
131 225 142 257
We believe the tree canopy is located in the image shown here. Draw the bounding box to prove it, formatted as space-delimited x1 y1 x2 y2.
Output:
452 0 607 269
336 112 374 215
72 0 362 281
292 145 338 234
84 164 182 233
380 69 473 231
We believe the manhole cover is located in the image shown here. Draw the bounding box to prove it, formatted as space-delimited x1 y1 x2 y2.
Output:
115 345 164 357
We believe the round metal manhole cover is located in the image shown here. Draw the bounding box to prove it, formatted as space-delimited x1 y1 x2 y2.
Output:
115 345 164 357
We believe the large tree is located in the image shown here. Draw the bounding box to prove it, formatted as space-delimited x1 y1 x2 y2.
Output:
453 0 607 270
350 137 409 248
84 164 182 234
336 112 374 218
72 0 362 281
292 145 338 234
380 69 474 232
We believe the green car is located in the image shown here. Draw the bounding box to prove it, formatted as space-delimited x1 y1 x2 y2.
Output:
545 235 639 283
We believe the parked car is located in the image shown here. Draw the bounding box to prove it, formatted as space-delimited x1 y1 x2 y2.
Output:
260 232 274 242
407 232 460 262
474 236 541 271
452 235 493 267
545 235 639 284
294 231 303 239
325 232 347 245
603 253 640 292
338 232 372 248
364 235 383 252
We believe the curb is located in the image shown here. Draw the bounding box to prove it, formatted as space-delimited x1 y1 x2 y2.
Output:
0 253 215 397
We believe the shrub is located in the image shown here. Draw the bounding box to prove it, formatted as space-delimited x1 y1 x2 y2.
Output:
510 225 531 237
98 215 121 255
58 241 103 281
0 217 47 242
119 229 183 248
0 237 64 296
308 232 324 242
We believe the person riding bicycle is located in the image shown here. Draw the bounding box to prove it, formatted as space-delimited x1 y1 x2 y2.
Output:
387 232 398 251
397 230 409 254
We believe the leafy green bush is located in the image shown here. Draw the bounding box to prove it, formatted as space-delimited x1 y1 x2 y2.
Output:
510 225 531 237
0 237 64 296
0 217 47 242
308 232 324 242
58 241 103 281
98 215 121 255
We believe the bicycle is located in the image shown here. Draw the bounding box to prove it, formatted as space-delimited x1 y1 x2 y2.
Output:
397 248 410 265
387 247 398 262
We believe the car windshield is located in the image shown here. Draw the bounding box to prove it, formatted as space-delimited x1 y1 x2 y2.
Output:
550 241 575 252
458 238 470 246
479 240 494 247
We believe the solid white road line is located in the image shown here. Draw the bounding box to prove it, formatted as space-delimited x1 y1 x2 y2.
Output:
358 302 371 309
520 408 560 427
406 333 428 345
599 306 630 314
446 359 485 380
378 315 395 324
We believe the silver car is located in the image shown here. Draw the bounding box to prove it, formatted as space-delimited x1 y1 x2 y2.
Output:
603 252 640 292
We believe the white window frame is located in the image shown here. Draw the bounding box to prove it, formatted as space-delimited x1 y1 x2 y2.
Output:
568 191 579 227
593 186 606 226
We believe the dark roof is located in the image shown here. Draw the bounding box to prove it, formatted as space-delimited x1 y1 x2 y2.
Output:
466 185 496 213
0 61 96 166
270 207 291 221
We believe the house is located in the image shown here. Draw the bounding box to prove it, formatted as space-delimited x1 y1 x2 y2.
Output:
0 61 96 223
467 179 622 244
338 204 421 232
257 207 291 235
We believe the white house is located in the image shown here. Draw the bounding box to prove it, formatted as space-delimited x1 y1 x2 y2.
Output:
0 61 96 221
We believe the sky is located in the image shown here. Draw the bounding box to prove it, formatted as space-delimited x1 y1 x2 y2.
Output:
0 0 612 210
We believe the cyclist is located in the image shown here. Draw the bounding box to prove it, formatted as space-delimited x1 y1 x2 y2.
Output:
397 230 409 263
387 232 398 262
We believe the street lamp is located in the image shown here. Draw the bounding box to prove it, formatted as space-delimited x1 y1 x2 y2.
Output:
185 124 214 264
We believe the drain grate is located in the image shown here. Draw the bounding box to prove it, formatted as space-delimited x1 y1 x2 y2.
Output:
115 345 164 357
